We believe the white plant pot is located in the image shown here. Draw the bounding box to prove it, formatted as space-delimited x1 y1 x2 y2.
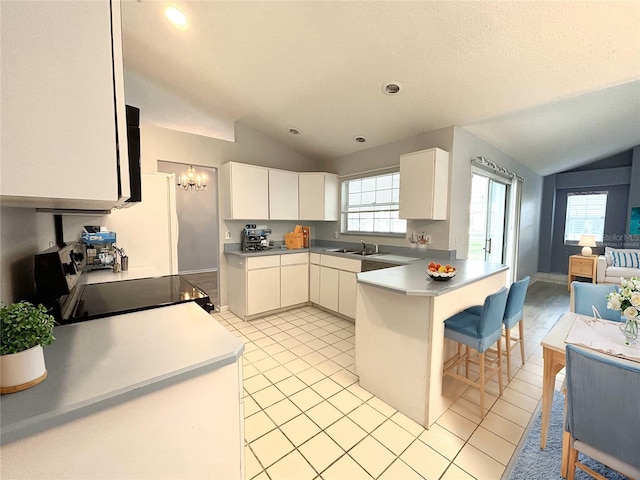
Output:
0 345 47 394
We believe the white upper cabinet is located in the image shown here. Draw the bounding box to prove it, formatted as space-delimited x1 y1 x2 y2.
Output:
269 169 299 220
1 0 130 210
299 173 339 221
399 148 450 220
221 162 269 220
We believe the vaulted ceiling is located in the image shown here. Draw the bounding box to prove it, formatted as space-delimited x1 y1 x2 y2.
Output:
121 1 640 176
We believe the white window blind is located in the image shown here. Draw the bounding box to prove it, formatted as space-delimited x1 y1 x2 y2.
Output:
564 192 607 243
341 172 407 235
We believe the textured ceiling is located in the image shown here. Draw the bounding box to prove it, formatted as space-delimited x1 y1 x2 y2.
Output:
121 1 640 175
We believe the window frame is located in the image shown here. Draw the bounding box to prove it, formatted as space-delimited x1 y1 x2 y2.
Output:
340 170 407 237
563 191 608 245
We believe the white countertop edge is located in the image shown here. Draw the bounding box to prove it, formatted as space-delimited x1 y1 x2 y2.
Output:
357 261 509 296
1 349 242 443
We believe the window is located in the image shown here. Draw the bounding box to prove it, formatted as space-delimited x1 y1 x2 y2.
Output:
564 192 607 243
341 171 407 235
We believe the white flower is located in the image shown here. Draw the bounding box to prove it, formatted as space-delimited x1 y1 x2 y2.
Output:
631 292 640 308
608 298 621 311
622 287 633 298
623 306 639 320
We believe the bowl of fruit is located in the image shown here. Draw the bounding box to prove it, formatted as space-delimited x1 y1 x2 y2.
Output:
427 262 456 281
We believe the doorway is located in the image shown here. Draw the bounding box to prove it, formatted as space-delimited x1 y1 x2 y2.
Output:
468 172 509 264
157 161 219 306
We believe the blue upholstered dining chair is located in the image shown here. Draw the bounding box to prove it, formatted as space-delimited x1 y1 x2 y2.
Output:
564 345 640 480
502 276 530 380
570 282 623 322
443 287 509 418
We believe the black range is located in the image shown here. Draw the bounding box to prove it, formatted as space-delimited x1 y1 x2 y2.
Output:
34 243 213 325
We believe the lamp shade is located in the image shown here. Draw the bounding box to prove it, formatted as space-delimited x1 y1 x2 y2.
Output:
578 234 596 256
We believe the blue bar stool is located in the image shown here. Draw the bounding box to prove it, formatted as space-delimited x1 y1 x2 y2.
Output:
443 287 509 418
503 276 530 380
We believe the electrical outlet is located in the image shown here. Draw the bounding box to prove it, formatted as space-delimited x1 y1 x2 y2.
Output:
225 231 231 240
333 231 338 239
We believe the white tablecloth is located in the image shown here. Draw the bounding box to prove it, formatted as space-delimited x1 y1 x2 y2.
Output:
565 314 640 362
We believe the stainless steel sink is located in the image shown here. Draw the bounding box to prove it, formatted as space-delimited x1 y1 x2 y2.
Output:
322 248 379 256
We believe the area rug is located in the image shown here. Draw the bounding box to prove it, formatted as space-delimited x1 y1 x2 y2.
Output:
507 391 628 480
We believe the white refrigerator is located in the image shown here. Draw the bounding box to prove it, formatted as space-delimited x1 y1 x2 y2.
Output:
104 173 179 276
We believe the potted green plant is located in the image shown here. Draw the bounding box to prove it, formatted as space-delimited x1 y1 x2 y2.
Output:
0 301 55 394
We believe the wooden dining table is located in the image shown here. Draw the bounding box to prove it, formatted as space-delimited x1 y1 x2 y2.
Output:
540 311 640 476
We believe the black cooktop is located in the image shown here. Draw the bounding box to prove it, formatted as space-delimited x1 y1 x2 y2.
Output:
68 275 212 323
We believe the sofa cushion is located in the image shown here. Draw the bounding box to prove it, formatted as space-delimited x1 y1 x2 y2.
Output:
605 266 640 278
610 249 640 268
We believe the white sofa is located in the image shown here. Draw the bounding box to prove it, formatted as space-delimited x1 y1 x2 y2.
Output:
597 247 640 284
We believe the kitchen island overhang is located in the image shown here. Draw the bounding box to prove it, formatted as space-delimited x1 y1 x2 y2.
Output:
355 259 509 428
1 302 245 479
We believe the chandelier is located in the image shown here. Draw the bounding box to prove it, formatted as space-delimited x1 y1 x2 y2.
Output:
177 165 207 191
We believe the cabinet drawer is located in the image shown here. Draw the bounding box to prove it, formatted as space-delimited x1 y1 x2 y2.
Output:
571 263 593 275
310 253 321 265
321 254 361 273
280 252 309 266
247 255 280 270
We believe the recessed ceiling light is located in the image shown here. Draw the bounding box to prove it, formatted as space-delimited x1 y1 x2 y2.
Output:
354 136 367 143
288 127 300 135
382 81 402 95
163 4 189 30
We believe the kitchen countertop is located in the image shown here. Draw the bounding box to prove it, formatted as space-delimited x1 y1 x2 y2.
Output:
80 266 168 284
1 302 244 443
223 245 422 264
357 258 508 296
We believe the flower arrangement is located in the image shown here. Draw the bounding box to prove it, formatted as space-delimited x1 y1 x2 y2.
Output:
607 277 640 345
606 276 640 321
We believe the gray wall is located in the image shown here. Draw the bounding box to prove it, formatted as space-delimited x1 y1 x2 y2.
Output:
537 148 637 274
158 161 218 273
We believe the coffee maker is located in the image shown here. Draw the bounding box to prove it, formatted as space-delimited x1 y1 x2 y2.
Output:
81 226 118 271
241 224 272 252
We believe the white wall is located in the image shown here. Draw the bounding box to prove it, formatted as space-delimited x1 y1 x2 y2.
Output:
450 127 542 280
139 123 319 307
316 126 543 281
317 127 455 250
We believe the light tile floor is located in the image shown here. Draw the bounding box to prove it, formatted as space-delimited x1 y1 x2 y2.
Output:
212 285 567 480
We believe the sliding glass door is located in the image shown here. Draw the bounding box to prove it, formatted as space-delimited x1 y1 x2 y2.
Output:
468 173 509 263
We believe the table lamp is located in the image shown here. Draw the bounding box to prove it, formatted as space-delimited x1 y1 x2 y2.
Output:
578 234 596 256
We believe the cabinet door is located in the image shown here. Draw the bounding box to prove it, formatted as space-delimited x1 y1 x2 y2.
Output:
338 270 357 319
309 264 320 304
247 267 280 315
299 173 338 221
281 264 309 307
319 267 339 312
229 163 269 220
269 170 299 220
399 148 449 220
1 1 127 209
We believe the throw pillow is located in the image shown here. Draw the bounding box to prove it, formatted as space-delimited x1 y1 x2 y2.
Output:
610 249 640 268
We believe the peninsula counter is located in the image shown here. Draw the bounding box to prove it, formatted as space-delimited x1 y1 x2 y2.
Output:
0 302 245 479
355 259 508 428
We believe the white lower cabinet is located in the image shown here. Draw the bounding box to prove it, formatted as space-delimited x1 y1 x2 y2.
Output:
281 253 309 308
227 252 309 320
338 270 358 318
310 254 361 319
309 263 320 304
247 267 280 315
319 266 339 312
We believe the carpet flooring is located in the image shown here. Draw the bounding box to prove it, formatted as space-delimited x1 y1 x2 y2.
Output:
508 391 628 480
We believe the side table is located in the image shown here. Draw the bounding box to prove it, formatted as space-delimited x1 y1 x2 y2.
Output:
567 255 598 291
